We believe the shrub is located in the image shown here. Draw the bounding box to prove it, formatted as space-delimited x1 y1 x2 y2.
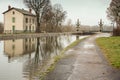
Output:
0 22 4 34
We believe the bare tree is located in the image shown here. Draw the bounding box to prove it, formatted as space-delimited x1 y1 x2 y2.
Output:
107 0 120 28
41 3 67 32
24 0 50 33
67 19 72 27
52 4 67 32
41 4 54 32
62 19 75 32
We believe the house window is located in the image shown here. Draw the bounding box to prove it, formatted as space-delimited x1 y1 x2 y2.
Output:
29 38 31 42
25 45 28 51
13 11 15 15
12 25 15 32
25 38 27 42
12 17 15 23
26 18 28 23
29 26 31 31
12 39 15 42
29 18 31 23
32 19 34 24
12 45 15 50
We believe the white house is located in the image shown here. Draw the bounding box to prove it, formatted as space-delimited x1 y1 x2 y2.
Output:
3 6 36 33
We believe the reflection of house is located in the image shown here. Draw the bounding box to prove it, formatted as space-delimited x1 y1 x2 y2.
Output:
4 38 36 60
3 5 36 33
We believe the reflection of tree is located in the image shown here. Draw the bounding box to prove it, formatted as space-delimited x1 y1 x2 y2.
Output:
23 36 63 80
64 35 73 45
42 36 62 56
34 36 63 63
34 38 40 64
76 35 79 40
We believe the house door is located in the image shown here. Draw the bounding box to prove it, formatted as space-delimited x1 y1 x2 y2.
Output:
12 26 15 33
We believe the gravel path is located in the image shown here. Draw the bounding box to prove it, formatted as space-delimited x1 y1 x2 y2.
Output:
45 33 120 80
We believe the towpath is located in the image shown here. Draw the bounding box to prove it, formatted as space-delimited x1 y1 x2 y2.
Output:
45 33 120 80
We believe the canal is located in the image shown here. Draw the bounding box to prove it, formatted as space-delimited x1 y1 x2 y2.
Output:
0 34 87 80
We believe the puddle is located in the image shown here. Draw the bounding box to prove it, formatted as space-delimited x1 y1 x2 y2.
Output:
83 43 95 49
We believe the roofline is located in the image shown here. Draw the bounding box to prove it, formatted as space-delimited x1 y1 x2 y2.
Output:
3 8 36 17
3 8 14 14
24 14 36 17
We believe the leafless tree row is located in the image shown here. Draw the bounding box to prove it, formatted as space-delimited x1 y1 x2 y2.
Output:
24 0 66 33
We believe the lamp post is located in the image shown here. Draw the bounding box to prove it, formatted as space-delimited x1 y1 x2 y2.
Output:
76 19 80 32
98 19 104 32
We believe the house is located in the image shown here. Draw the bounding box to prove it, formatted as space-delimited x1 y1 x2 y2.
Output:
3 5 36 33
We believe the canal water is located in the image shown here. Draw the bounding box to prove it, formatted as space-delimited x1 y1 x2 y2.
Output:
0 35 86 80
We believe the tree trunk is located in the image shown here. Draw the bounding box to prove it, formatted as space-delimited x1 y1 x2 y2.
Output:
36 14 41 33
116 22 120 29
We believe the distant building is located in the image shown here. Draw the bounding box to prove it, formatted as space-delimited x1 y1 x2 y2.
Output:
3 5 36 33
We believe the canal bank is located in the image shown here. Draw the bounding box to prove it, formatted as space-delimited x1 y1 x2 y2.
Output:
44 33 120 80
0 32 94 40
0 33 71 40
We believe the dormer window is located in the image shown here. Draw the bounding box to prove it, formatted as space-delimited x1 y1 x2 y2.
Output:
13 11 15 15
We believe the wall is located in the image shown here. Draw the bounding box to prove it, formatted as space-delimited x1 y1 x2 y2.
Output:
4 9 23 33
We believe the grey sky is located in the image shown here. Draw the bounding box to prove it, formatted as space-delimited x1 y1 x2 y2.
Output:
0 0 111 25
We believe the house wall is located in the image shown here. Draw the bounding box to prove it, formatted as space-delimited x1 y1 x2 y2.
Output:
4 9 24 33
23 15 36 32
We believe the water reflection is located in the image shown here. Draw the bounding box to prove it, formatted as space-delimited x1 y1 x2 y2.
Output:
76 35 79 40
23 36 63 80
4 38 36 62
1 35 79 80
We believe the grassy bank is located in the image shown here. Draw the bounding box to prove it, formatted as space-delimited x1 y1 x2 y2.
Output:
96 37 120 68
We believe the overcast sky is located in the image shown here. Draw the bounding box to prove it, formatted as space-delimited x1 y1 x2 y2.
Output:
0 0 111 26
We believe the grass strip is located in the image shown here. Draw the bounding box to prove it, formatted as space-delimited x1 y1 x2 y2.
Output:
96 37 120 68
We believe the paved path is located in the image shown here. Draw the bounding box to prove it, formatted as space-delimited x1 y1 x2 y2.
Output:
45 33 120 80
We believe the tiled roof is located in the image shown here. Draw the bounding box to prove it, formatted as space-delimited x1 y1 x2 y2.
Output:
3 7 36 16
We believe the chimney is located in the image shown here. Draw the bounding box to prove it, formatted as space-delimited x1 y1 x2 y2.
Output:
8 5 11 10
29 8 32 13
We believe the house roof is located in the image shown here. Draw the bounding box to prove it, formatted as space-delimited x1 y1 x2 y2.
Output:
3 7 36 16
